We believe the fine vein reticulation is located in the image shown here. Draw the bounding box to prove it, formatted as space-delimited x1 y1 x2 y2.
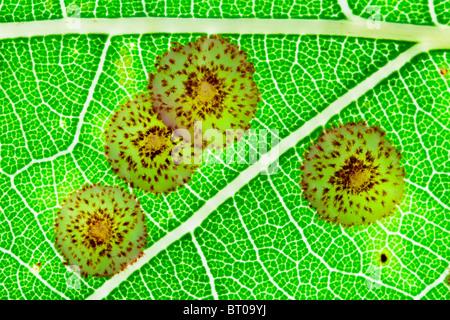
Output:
0 0 449 301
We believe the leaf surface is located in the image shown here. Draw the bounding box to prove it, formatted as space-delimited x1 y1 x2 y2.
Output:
0 0 449 300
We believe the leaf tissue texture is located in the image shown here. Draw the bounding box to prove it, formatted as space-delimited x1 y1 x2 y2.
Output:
0 0 346 21
0 0 63 22
0 0 449 301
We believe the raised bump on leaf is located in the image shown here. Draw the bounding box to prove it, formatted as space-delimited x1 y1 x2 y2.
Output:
54 184 147 278
301 122 405 227
149 35 260 150
104 93 197 194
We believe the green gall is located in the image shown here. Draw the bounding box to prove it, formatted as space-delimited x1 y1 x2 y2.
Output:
301 123 405 227
54 185 147 277
150 35 260 150
104 93 197 194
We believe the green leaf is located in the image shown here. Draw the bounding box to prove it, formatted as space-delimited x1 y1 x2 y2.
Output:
0 1 449 300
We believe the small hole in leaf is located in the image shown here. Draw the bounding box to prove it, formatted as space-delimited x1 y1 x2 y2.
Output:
376 249 391 266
